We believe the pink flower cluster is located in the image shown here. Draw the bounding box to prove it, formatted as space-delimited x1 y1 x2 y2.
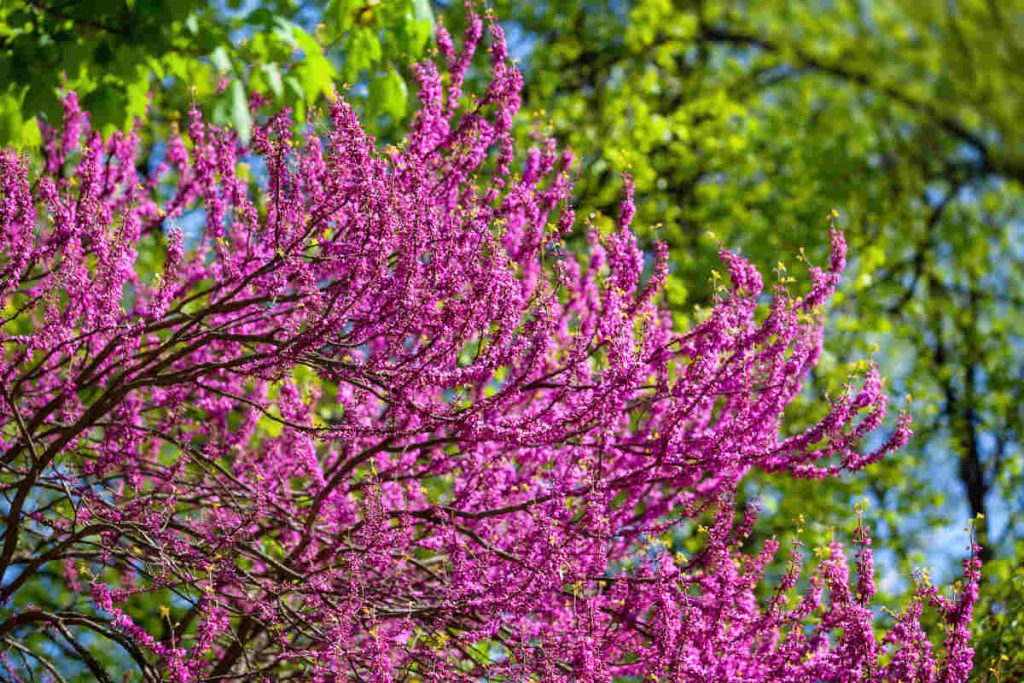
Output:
0 8 977 682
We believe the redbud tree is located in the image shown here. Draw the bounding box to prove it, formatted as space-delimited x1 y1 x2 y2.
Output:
0 9 978 683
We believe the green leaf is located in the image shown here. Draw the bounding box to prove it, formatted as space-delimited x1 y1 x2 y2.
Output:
81 85 127 136
326 0 355 39
18 115 41 148
229 79 252 144
210 45 232 73
345 27 383 81
369 68 408 120
404 17 434 58
292 26 338 102
411 0 435 25
262 63 284 98
124 68 151 125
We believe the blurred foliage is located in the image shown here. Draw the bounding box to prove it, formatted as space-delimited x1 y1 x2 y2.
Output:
973 536 1024 681
0 0 433 146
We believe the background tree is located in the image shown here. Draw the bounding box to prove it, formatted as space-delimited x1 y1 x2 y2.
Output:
0 0 434 147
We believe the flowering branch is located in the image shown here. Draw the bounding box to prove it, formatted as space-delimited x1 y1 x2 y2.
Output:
0 8 977 682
